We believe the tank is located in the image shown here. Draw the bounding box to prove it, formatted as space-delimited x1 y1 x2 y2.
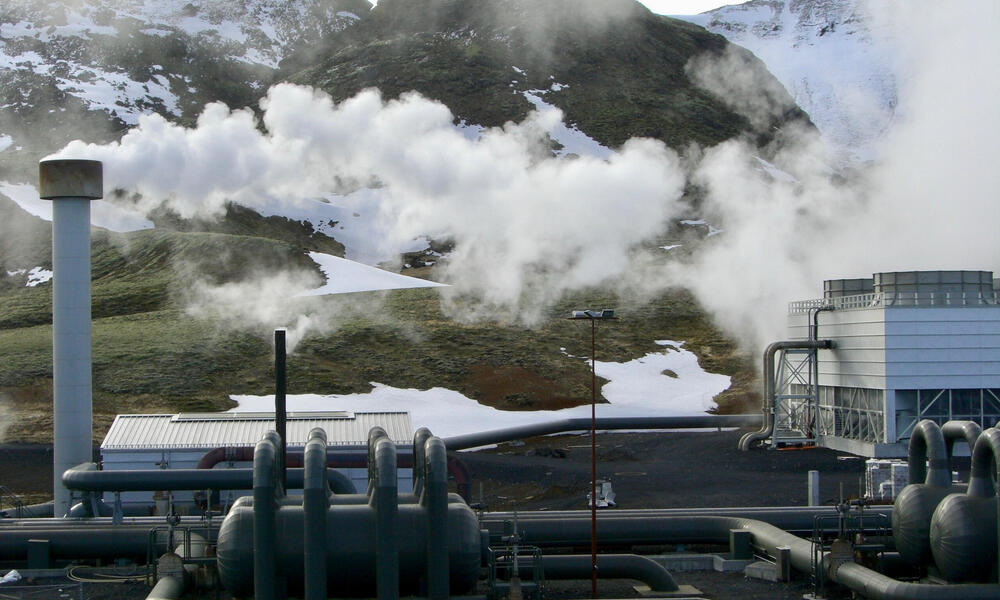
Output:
929 494 998 582
216 500 482 597
892 484 962 565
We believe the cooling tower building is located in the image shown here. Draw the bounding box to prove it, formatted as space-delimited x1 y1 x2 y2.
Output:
772 271 1000 456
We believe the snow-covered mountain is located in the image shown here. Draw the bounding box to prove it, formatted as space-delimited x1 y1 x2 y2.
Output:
679 0 897 163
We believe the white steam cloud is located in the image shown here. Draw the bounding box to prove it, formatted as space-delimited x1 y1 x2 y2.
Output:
53 85 687 326
666 0 1000 349
49 0 1000 355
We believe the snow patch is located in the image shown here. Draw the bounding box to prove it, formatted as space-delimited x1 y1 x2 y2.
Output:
229 339 730 438
522 90 612 160
0 181 154 232
0 135 11 153
299 252 446 296
25 267 53 287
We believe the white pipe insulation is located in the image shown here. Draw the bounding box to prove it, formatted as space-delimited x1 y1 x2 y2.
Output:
39 159 102 517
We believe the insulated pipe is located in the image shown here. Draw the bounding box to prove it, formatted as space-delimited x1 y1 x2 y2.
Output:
893 420 958 565
480 506 891 540
304 428 328 600
422 436 449 600
412 427 432 498
523 554 678 592
274 329 287 492
909 419 952 487
145 575 184 600
968 428 1000 498
253 432 280 600
195 446 469 500
943 420 983 462
0 527 177 561
40 158 103 518
369 430 399 600
739 340 833 451
507 515 1000 599
62 463 355 493
442 415 761 451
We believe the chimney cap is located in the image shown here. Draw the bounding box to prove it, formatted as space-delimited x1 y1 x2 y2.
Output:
39 159 103 200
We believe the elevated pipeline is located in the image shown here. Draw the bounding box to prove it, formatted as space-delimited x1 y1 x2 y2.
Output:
441 415 761 451
62 464 355 494
739 340 833 451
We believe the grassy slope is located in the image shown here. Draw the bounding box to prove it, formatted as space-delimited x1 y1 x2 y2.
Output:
0 0 774 447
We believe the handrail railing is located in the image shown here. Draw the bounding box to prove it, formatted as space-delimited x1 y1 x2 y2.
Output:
790 291 1000 314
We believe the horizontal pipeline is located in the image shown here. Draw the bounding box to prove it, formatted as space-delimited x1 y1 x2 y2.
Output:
442 415 762 450
62 465 355 493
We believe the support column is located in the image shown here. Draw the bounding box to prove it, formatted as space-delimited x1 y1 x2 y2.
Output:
39 159 102 518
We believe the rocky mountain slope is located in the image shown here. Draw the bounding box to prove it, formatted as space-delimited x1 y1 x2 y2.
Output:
0 0 805 444
678 0 897 163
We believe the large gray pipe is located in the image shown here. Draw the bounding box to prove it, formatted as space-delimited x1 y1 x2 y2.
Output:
253 431 281 600
893 420 959 565
369 428 399 600
304 428 328 600
62 463 355 494
942 420 983 461
929 428 1000 582
739 340 833 451
422 436 449 600
39 158 102 517
442 415 761 451
145 575 184 600
481 506 892 541
529 554 678 592
505 515 1000 599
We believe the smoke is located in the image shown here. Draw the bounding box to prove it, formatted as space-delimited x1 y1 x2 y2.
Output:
665 0 1000 350
45 0 1000 356
53 84 688 328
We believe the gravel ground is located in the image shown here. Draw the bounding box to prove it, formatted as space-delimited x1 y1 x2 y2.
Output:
0 428 869 599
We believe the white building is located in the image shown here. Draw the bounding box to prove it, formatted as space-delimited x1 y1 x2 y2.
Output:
99 411 413 510
780 271 1000 457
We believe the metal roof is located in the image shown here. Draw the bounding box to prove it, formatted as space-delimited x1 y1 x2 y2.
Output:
101 412 413 450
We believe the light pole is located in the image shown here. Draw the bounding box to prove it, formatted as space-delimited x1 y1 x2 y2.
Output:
569 308 616 599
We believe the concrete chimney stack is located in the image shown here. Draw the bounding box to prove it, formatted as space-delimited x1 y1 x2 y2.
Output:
39 159 102 517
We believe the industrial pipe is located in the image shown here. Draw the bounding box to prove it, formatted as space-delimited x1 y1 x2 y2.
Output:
480 506 892 541
40 158 103 517
145 575 184 600
893 420 960 565
423 436 449 600
369 428 399 600
304 428 329 600
942 420 983 462
253 432 281 600
929 428 1000 582
739 340 833 451
195 445 469 500
505 515 1000 599
526 554 678 592
442 415 761 451
62 463 355 494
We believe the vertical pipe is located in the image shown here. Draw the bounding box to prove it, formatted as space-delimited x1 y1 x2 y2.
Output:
39 159 102 518
808 471 820 507
423 437 449 600
412 427 431 499
253 433 278 600
369 433 399 600
589 317 598 599
303 428 328 600
274 329 287 492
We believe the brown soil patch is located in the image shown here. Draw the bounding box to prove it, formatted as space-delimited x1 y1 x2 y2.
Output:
464 364 594 411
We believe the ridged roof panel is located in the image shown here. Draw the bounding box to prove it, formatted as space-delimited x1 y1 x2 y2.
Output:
101 412 412 450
